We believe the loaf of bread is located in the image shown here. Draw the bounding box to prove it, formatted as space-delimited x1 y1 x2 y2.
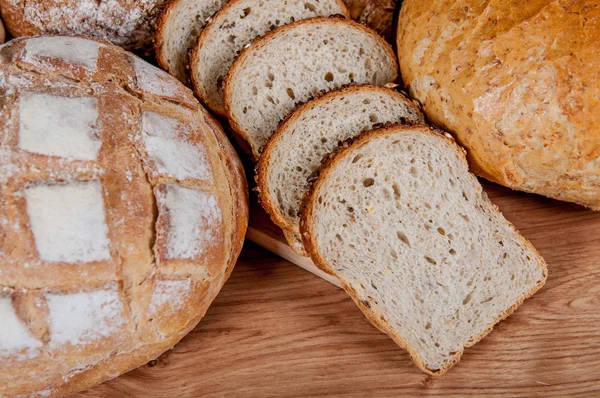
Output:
190 0 349 116
0 36 248 396
0 0 168 51
225 17 399 158
0 16 5 44
397 0 600 210
257 85 423 255
155 0 227 83
344 0 397 41
301 124 548 374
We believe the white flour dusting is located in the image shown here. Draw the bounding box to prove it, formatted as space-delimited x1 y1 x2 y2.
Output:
141 111 212 182
158 185 221 259
45 284 125 347
149 278 192 315
23 36 102 71
132 55 181 98
19 92 102 161
0 295 42 358
24 181 111 264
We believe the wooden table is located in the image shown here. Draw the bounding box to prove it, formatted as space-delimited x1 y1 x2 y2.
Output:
78 181 600 397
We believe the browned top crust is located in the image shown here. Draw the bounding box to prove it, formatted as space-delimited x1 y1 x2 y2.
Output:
397 0 600 210
0 36 248 397
0 0 168 51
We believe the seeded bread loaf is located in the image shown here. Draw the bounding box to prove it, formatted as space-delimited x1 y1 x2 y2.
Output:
301 124 547 375
397 0 600 210
190 0 349 116
344 0 397 41
257 85 423 255
224 17 398 158
0 36 248 397
155 0 227 83
0 0 168 51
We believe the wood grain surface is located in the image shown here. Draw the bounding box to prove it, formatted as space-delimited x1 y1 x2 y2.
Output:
78 180 600 397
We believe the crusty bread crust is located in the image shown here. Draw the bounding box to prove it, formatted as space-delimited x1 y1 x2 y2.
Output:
300 124 548 375
189 0 350 117
223 16 398 160
397 0 600 210
0 36 248 396
0 0 167 51
153 0 181 76
257 85 421 255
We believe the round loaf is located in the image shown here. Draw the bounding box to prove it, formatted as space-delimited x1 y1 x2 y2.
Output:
397 0 600 210
0 0 169 51
0 36 248 396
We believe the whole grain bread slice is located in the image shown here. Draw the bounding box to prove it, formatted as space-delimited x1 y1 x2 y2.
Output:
257 85 424 255
190 0 349 116
155 0 226 83
300 124 548 375
224 17 398 158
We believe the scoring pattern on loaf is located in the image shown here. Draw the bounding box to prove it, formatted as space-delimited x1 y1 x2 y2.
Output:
0 36 247 397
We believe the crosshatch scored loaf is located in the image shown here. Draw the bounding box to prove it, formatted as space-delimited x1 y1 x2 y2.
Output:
0 36 248 397
300 124 548 375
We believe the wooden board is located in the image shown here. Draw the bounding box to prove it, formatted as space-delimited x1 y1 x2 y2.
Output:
80 183 600 398
78 180 600 397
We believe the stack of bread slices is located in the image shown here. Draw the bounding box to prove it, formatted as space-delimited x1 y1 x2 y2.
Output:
157 0 547 375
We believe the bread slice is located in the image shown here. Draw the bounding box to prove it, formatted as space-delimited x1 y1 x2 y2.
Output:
258 85 424 255
190 0 349 117
155 0 226 83
224 17 398 158
300 124 548 375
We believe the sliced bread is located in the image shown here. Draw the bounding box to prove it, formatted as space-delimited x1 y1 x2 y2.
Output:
155 0 226 83
300 124 548 375
224 17 398 158
258 85 424 255
190 0 349 116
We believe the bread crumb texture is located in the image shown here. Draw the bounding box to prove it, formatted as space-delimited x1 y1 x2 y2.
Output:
0 36 246 396
398 0 600 209
302 126 547 374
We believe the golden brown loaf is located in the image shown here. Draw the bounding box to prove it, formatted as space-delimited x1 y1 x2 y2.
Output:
397 0 600 210
0 0 169 51
0 36 248 396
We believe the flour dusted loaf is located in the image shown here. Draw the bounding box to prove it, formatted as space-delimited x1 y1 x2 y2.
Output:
397 0 600 210
155 0 227 83
301 124 547 374
0 36 248 396
225 17 398 158
0 0 169 51
190 0 349 116
258 85 423 255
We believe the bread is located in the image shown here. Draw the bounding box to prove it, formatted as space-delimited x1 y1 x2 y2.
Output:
397 0 600 210
225 17 398 158
344 0 397 41
300 124 547 375
258 85 424 255
0 0 168 51
0 36 248 396
0 16 5 44
190 0 350 116
155 0 227 83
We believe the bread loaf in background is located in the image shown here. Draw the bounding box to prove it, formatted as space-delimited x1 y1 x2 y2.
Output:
397 0 600 210
0 36 248 397
0 0 169 51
